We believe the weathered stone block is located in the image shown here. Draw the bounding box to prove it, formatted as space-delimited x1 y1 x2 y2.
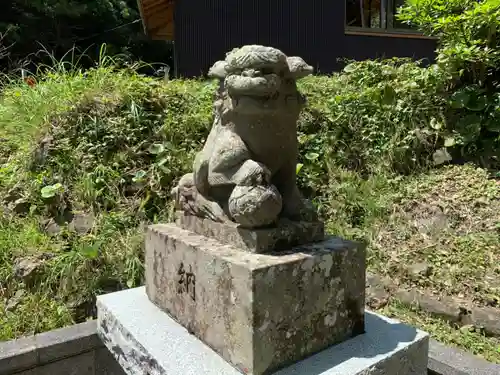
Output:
175 212 325 253
145 224 365 375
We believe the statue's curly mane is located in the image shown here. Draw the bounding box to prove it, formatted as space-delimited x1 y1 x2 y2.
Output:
226 45 288 71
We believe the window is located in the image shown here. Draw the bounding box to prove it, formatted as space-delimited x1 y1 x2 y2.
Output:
345 0 413 32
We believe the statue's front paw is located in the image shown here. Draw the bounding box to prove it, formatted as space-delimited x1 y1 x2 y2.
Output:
250 166 271 186
234 160 271 186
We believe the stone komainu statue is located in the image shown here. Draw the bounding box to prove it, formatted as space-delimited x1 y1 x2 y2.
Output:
171 45 318 228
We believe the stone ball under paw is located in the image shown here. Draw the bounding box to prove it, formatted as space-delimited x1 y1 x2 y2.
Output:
228 185 282 228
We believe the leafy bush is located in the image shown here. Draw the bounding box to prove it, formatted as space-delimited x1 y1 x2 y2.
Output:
1 0 171 72
297 58 447 198
0 57 450 222
399 0 500 168
0 65 214 338
32 80 213 219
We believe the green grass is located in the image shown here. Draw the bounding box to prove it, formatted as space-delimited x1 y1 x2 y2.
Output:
0 214 144 340
368 165 500 306
0 56 498 363
321 164 500 363
379 299 500 363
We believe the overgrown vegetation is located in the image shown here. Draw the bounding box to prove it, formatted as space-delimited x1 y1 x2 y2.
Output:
399 0 500 169
382 299 500 363
0 0 499 364
1 0 171 72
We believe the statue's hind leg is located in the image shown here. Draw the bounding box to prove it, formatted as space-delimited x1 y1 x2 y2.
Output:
171 173 229 222
273 161 318 222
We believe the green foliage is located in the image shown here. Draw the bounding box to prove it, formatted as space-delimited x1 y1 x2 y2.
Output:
1 70 214 223
398 0 500 168
0 61 214 337
297 58 447 198
41 183 64 199
1 56 451 223
0 214 144 339
1 0 169 71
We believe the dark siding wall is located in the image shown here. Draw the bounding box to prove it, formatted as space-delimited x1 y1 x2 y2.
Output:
343 34 436 65
174 0 256 77
174 0 436 77
255 0 344 73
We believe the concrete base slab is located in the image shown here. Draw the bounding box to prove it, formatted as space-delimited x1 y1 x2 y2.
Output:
96 287 429 375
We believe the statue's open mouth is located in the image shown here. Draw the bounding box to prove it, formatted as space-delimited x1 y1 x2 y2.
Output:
231 94 280 114
223 73 282 114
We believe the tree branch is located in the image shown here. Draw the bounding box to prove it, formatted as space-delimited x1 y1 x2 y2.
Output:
0 26 14 60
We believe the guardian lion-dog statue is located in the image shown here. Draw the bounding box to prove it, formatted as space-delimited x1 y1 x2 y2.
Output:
171 45 318 228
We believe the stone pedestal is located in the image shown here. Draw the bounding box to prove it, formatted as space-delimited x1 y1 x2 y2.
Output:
96 287 430 375
145 223 366 375
175 212 325 253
